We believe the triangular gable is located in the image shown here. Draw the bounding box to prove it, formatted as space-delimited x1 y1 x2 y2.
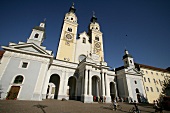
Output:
126 68 143 75
79 31 89 40
79 31 89 38
77 31 90 44
9 43 50 55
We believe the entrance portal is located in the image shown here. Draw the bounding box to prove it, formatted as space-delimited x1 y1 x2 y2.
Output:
48 74 60 99
68 76 76 100
110 82 116 101
137 94 141 103
6 86 20 100
92 76 100 102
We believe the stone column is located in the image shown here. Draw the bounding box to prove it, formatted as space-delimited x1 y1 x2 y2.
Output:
64 71 69 99
114 81 118 97
101 72 105 96
105 73 109 96
81 76 84 95
89 70 92 96
41 70 51 99
84 69 88 95
97 79 99 96
58 71 65 96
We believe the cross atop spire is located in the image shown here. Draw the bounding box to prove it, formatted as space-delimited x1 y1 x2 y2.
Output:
72 2 74 8
93 11 95 17
69 2 76 13
90 11 97 23
44 18 46 22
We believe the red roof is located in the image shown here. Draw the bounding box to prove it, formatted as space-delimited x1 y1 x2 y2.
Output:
137 63 170 73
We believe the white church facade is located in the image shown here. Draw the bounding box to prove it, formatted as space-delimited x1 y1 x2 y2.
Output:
0 4 119 103
3 3 167 104
115 50 147 103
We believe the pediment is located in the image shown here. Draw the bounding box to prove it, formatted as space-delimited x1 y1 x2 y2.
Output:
10 43 50 55
125 68 142 75
79 31 89 38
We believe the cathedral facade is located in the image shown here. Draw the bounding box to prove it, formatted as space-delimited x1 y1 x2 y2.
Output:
1 4 169 104
0 4 117 103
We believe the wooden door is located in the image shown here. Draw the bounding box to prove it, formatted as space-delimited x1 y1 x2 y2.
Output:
6 86 20 100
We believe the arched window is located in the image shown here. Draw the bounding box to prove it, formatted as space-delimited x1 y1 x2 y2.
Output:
134 80 137 84
79 55 86 62
34 33 39 38
130 60 132 63
95 36 99 41
83 37 86 43
68 27 72 32
13 75 23 84
136 88 139 93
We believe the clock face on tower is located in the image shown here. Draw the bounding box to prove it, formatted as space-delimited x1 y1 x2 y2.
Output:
65 33 73 41
94 41 101 54
95 42 101 49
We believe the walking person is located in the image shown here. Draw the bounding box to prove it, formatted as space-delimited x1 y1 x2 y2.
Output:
133 100 140 113
153 100 158 109
113 98 117 111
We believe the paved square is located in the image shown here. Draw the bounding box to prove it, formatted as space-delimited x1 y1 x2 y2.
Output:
0 100 169 113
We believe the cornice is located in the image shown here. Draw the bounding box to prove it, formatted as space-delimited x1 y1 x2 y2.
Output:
2 46 53 59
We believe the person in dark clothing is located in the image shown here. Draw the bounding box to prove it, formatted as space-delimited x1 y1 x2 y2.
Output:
134 100 140 113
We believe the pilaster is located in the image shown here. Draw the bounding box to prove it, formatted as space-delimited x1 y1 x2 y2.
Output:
84 69 88 95
88 70 92 96
101 72 105 96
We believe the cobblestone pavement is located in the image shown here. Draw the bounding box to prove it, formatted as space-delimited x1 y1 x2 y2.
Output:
0 100 169 113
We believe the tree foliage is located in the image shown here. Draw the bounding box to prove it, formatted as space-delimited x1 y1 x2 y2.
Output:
161 79 170 96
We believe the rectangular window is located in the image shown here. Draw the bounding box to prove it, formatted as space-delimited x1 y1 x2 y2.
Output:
150 87 153 92
146 87 149 91
22 62 28 68
144 77 146 82
19 60 29 69
156 87 159 92
159 79 162 86
146 71 148 74
148 78 150 83
153 79 156 83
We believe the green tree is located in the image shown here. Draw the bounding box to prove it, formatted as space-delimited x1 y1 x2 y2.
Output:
162 79 170 96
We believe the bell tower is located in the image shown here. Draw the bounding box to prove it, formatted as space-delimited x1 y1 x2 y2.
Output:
88 13 104 61
123 50 135 68
56 3 78 62
27 20 46 46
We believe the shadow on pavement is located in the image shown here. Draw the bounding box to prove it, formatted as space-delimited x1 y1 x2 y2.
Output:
100 105 129 113
33 104 48 113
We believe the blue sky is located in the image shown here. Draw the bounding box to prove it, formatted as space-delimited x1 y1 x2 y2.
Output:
0 0 170 69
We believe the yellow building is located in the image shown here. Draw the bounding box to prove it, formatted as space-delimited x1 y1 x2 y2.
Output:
138 64 170 103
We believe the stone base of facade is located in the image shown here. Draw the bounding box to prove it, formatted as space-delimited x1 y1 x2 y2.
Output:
105 96 112 103
42 94 46 99
81 95 93 103
58 95 69 100
32 93 42 101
